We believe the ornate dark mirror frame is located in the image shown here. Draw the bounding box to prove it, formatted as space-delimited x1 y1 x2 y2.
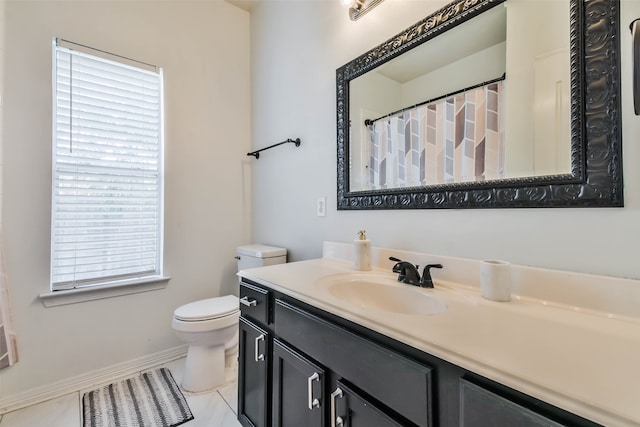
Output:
336 0 623 209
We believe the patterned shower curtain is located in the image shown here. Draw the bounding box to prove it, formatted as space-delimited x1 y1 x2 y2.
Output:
0 0 17 370
0 227 18 369
368 81 504 189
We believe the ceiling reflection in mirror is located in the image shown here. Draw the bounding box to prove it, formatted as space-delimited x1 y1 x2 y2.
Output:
349 1 570 192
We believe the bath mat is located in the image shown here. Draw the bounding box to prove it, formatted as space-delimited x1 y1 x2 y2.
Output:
82 367 194 427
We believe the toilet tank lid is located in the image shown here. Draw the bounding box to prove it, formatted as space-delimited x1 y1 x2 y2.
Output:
237 244 287 258
174 295 239 321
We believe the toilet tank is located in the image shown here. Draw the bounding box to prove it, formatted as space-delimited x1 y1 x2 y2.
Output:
236 244 287 270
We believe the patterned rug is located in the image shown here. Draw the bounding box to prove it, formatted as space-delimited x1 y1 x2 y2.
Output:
82 367 194 427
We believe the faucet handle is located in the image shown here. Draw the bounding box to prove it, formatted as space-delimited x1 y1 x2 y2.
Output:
389 256 407 274
420 264 443 288
389 257 422 285
389 257 411 274
389 257 405 274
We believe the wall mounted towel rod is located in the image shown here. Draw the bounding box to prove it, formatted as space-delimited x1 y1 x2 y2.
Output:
247 138 301 159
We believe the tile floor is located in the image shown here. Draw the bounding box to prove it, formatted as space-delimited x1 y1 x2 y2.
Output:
0 357 242 427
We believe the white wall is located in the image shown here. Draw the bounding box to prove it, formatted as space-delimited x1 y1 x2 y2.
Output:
1 0 250 397
505 0 571 177
250 0 640 279
399 42 506 107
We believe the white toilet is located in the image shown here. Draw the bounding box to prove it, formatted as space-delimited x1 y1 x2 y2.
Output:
172 244 286 393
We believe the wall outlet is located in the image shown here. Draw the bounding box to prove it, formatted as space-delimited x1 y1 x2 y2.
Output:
317 197 326 217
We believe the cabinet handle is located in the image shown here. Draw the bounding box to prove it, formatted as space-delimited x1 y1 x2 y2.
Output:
331 387 344 427
240 296 257 307
254 334 265 362
307 372 320 410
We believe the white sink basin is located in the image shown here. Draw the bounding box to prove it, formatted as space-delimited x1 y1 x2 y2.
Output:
316 272 447 315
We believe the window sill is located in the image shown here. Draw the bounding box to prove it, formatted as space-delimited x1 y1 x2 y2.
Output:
39 276 171 307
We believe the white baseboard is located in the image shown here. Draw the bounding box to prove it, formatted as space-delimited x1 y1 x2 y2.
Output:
0 345 188 415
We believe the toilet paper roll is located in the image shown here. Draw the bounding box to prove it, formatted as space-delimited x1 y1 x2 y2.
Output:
480 260 511 302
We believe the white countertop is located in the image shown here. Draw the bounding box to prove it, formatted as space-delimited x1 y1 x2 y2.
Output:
239 257 640 427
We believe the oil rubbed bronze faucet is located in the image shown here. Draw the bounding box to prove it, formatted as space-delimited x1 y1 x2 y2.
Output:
389 257 443 288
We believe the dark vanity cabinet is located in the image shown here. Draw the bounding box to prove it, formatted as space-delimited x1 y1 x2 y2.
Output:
238 279 601 427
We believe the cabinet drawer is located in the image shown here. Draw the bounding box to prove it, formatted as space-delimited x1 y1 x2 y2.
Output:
275 299 433 427
239 281 270 326
460 378 565 427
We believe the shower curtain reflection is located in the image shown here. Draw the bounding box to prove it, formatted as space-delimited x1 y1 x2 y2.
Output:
366 81 505 189
0 228 18 369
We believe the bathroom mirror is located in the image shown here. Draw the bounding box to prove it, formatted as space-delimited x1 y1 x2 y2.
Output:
336 0 623 209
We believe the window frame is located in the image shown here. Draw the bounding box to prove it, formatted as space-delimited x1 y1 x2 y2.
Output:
48 38 167 297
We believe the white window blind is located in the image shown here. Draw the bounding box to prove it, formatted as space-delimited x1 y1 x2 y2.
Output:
51 40 164 291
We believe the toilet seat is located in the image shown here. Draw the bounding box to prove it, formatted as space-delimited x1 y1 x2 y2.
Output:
174 295 239 322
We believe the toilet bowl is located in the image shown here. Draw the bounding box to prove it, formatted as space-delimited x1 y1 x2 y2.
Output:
172 295 240 393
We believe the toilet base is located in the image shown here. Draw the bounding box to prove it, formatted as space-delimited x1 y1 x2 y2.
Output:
182 344 226 393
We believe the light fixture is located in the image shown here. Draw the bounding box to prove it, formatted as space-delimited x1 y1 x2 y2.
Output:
345 0 385 21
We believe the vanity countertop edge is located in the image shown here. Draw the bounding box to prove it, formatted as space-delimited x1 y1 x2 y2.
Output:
238 257 640 427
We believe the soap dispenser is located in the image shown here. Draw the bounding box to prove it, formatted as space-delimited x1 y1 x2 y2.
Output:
353 230 372 271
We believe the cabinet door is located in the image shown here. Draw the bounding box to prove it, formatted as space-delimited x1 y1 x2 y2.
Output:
238 317 270 427
331 381 404 427
272 339 324 427
460 379 565 427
